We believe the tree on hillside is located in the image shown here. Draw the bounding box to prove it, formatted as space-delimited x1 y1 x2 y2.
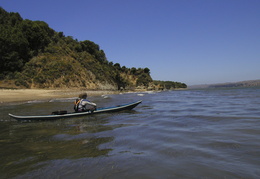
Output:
21 20 55 55
80 40 107 63
0 8 55 78
130 67 137 75
113 63 121 69
153 80 187 89
136 73 152 87
144 67 150 74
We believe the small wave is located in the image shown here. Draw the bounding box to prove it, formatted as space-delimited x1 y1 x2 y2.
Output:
27 100 46 103
137 94 145 96
49 97 77 102
101 95 110 99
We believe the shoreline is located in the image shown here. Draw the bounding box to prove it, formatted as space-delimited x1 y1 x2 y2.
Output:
0 89 119 104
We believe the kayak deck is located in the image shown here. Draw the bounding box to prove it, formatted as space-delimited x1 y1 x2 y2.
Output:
9 100 142 121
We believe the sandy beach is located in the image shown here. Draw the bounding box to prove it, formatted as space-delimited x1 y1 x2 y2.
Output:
0 89 117 104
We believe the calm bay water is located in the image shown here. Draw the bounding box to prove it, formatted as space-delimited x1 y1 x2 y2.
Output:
0 88 260 178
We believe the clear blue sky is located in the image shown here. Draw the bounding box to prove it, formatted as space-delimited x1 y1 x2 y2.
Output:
1 0 260 85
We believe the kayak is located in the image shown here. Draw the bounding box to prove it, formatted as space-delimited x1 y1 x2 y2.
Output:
9 100 142 121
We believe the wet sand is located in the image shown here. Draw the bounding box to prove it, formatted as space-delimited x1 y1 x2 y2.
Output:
0 89 117 104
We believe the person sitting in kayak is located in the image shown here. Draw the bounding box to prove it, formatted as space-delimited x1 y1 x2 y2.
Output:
74 93 96 112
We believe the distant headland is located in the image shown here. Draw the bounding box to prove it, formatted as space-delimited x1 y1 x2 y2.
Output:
189 79 260 89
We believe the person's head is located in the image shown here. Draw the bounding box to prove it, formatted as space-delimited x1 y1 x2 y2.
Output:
79 93 87 99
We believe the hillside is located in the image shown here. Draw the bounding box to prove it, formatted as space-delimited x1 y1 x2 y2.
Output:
189 79 260 89
0 7 153 90
0 7 187 90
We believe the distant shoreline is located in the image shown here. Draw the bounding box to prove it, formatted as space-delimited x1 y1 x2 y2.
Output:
189 79 260 89
0 89 118 104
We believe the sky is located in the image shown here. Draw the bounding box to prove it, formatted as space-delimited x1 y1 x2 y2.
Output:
1 0 260 85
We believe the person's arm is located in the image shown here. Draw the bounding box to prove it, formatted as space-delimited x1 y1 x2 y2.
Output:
82 100 96 106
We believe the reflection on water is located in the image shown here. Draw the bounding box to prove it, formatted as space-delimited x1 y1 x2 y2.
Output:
1 88 260 178
0 118 115 178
